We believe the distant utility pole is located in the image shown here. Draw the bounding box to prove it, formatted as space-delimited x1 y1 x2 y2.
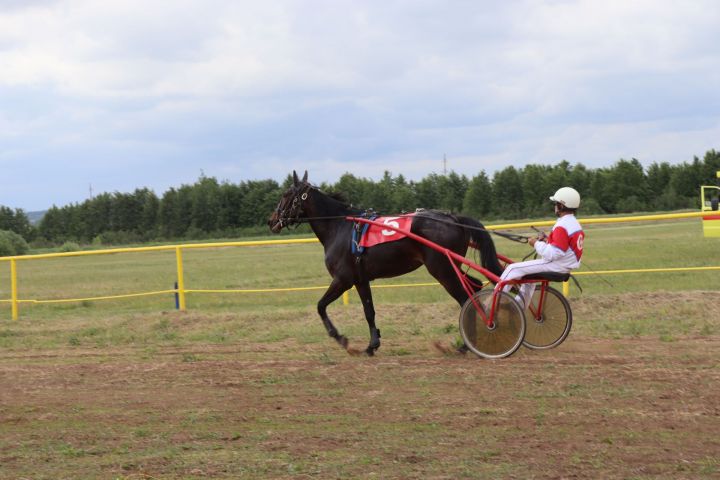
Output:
443 154 447 175
89 183 94 200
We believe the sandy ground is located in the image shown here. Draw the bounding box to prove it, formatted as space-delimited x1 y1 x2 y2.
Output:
1 332 719 479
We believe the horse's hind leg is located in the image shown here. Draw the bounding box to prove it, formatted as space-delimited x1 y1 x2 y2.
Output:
424 254 474 354
354 280 380 356
424 255 472 307
318 278 351 349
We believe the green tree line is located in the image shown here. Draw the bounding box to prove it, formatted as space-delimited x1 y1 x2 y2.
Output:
2 150 719 246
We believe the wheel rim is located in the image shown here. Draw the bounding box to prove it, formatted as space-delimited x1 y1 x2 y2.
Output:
522 286 572 350
459 290 526 359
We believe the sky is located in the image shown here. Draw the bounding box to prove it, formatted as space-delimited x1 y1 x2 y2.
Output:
1 0 719 211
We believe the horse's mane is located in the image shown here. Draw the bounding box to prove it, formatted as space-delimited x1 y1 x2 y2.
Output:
304 182 349 206
311 186 363 214
326 190 350 205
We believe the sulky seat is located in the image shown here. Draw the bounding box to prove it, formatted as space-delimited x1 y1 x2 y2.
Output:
522 272 571 282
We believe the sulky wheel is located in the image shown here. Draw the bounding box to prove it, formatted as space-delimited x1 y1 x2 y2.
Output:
522 286 572 350
459 289 526 359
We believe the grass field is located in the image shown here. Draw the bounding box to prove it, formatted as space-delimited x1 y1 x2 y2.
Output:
0 217 719 478
0 216 718 321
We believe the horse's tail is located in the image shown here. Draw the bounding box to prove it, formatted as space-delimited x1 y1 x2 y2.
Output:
457 216 504 278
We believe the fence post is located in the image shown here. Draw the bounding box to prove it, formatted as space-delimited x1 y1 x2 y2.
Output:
342 290 349 305
175 246 187 311
10 259 18 320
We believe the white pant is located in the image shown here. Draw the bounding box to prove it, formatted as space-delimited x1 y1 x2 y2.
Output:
499 259 570 308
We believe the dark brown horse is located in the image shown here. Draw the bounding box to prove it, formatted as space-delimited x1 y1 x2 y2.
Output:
268 171 503 355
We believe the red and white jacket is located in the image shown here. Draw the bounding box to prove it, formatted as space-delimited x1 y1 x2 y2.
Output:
534 214 584 270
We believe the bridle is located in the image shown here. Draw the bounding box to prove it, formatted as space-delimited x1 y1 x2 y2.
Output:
274 183 313 229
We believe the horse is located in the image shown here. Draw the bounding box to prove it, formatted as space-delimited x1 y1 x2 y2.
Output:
267 171 504 355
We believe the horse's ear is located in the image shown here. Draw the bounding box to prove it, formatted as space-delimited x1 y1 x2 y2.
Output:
302 170 308 183
292 170 299 186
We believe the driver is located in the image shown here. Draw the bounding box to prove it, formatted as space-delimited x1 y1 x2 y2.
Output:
499 187 584 309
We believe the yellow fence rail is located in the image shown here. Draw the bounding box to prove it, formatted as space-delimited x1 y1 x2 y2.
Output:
0 210 714 320
0 238 318 320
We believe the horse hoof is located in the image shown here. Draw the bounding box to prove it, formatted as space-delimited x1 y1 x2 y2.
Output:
365 346 376 356
336 335 349 349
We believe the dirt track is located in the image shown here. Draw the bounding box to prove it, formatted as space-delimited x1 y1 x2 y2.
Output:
2 331 719 479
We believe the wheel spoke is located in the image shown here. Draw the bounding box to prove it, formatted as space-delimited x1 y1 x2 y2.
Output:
459 290 526 359
522 286 572 350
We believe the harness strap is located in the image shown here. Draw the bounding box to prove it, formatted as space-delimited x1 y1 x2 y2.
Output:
351 211 377 256
522 250 537 261
570 274 583 293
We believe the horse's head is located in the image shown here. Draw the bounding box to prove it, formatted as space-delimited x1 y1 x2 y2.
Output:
268 170 312 233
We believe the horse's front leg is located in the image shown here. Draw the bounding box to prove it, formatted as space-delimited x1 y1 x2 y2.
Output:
317 277 351 349
354 281 380 356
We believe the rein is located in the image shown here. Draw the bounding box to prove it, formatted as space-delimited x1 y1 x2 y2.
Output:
274 183 599 290
279 208 532 244
275 182 533 244
412 213 531 244
274 185 607 296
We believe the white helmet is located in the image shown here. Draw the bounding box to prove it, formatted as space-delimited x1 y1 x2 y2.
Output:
549 187 581 209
